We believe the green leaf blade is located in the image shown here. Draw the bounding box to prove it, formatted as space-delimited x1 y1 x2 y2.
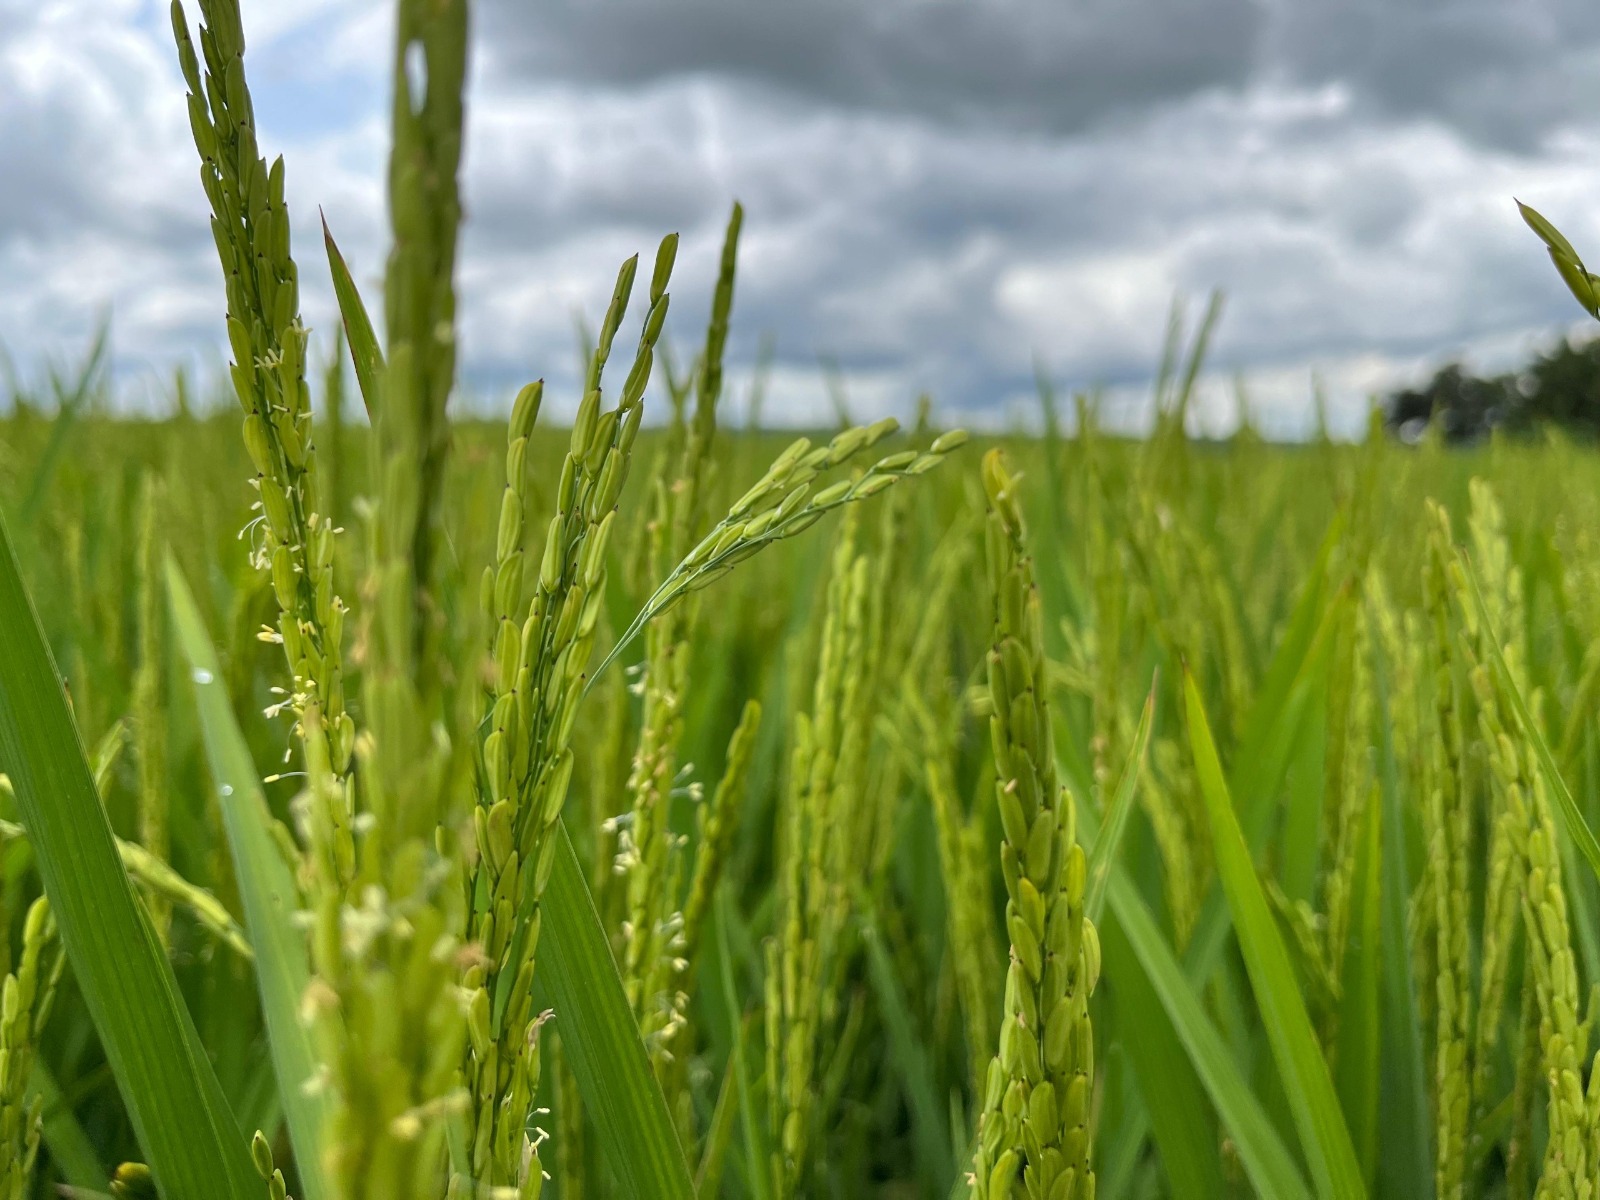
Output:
1099 912 1228 1199
322 212 384 419
0 507 259 1200
541 821 696 1200
1107 874 1312 1200
166 559 333 1200
860 897 956 1191
1184 669 1366 1200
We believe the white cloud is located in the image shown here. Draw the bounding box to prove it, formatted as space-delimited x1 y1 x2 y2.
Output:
4 0 1600 437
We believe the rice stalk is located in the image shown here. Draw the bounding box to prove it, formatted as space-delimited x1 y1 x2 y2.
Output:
462 236 675 1196
0 898 64 1200
969 448 1096 1200
766 513 872 1198
1423 501 1474 1200
171 0 357 872
616 204 743 1082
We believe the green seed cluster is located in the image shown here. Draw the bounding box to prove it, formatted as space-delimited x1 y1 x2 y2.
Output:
110 1163 157 1200
379 0 470 681
0 899 63 1200
1522 818 1600 1195
593 425 967 688
970 449 1097 1200
251 1130 294 1200
1422 504 1473 1200
618 204 743 1080
767 516 871 1198
1461 486 1535 1144
1521 200 1600 318
462 238 676 1195
118 838 253 961
171 1 356 887
171 0 356 1010
1447 479 1600 1193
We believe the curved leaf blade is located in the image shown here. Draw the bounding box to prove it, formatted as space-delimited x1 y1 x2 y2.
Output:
0 506 259 1200
542 821 696 1199
1107 874 1311 1200
166 559 332 1200
1185 669 1366 1200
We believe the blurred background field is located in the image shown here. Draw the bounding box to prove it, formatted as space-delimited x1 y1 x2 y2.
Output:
8 321 1600 1195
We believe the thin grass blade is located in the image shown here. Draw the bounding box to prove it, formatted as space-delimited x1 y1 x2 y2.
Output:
1334 788 1382 1190
1100 912 1228 1199
715 891 772 1200
31 1061 105 1190
1086 679 1155 922
19 317 108 524
1368 634 1433 1198
696 1055 740 1198
321 213 383 420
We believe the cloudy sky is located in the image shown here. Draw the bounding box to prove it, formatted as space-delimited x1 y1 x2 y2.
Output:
5 0 1600 435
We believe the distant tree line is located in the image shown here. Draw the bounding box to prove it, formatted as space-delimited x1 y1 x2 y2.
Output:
1386 336 1600 443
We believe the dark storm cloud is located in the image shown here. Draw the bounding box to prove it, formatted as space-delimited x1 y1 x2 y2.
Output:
448 0 1600 434
476 0 1265 134
1272 0 1600 149
7 0 1600 434
478 0 1600 151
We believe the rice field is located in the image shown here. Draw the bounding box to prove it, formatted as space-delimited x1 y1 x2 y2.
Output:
5 1 1600 1198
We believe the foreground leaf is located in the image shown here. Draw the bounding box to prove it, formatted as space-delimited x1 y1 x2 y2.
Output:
0 506 260 1200
166 559 332 1200
1106 873 1311 1200
1185 669 1366 1200
541 821 696 1198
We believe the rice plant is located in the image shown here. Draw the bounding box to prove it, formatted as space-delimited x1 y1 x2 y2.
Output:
13 3 1600 1200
